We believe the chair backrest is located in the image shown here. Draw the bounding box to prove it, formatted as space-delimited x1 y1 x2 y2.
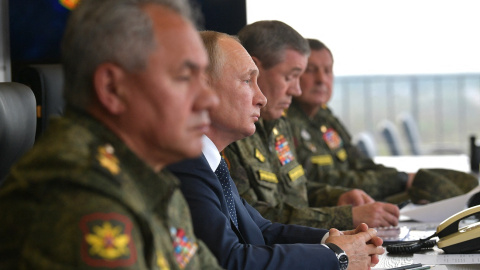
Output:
377 119 403 156
14 64 65 139
398 112 422 155
0 82 37 182
352 132 377 158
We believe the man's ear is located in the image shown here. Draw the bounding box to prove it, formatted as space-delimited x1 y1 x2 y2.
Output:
93 63 128 114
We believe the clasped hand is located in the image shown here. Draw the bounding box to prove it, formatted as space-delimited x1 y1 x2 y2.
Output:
326 223 384 270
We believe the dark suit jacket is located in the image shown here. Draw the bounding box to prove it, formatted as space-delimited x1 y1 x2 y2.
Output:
168 155 339 270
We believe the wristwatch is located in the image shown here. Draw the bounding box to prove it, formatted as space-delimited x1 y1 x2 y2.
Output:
325 243 349 270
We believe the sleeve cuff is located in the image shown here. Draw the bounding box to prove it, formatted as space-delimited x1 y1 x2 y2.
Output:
321 232 330 244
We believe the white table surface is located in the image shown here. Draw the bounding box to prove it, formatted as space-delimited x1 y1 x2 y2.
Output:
373 155 471 173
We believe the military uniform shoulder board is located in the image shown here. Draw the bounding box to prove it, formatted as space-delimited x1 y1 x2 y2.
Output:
79 212 137 267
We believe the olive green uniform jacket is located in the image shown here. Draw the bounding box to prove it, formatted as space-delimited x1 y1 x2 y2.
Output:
287 100 407 202
224 117 354 230
0 109 221 270
287 100 478 203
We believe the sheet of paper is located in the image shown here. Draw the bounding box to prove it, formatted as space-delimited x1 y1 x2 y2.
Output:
400 186 480 223
413 254 480 265
372 265 449 270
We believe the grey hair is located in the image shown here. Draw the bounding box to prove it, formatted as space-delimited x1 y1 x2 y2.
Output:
199 31 240 81
306 38 333 62
61 0 195 109
238 20 310 70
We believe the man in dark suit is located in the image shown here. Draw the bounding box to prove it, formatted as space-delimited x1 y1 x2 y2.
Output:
168 31 384 270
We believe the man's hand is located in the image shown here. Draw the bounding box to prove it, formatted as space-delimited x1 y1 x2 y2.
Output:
352 202 399 228
406 173 416 189
326 223 384 269
337 189 375 206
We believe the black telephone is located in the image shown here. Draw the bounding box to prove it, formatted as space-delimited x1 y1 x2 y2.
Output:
436 204 480 253
386 205 480 254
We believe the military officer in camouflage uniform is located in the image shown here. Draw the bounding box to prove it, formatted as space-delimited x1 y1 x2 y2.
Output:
224 21 400 231
0 0 222 269
287 38 478 204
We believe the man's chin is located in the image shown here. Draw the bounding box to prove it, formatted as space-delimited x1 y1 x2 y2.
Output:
243 127 256 138
261 110 283 121
171 144 203 162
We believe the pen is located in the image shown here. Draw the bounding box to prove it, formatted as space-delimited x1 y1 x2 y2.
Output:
386 263 422 270
411 266 431 270
397 199 411 210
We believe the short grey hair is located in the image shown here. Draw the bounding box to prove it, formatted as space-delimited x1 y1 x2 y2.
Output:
306 38 333 62
199 31 240 81
61 0 195 109
238 20 310 70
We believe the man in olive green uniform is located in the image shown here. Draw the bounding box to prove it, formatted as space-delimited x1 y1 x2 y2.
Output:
288 99 409 202
287 38 478 205
0 1 222 269
224 21 400 231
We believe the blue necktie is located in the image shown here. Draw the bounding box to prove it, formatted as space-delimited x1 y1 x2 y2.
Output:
215 158 239 228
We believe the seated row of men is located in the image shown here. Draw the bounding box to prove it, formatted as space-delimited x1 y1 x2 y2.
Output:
0 0 477 269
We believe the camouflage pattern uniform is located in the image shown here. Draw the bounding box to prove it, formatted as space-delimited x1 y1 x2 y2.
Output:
287 100 478 204
224 117 354 230
0 109 221 270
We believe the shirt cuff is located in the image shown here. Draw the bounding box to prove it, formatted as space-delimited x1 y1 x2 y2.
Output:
321 232 330 244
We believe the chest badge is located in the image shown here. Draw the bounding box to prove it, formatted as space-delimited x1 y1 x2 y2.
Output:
170 227 198 268
275 134 294 165
322 128 343 151
301 129 311 140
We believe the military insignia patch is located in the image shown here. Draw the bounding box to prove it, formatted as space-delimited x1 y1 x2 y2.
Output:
322 128 343 151
274 134 294 165
170 227 198 269
288 165 305 182
79 213 136 267
311 155 333 166
97 144 120 175
336 149 348 161
157 251 171 270
255 148 266 162
258 170 278 183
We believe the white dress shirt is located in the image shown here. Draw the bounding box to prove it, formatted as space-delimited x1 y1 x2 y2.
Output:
202 135 221 172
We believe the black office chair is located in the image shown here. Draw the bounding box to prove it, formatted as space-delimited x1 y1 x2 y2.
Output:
0 82 37 182
15 64 65 139
397 112 464 155
397 112 422 155
377 119 403 156
352 132 377 158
